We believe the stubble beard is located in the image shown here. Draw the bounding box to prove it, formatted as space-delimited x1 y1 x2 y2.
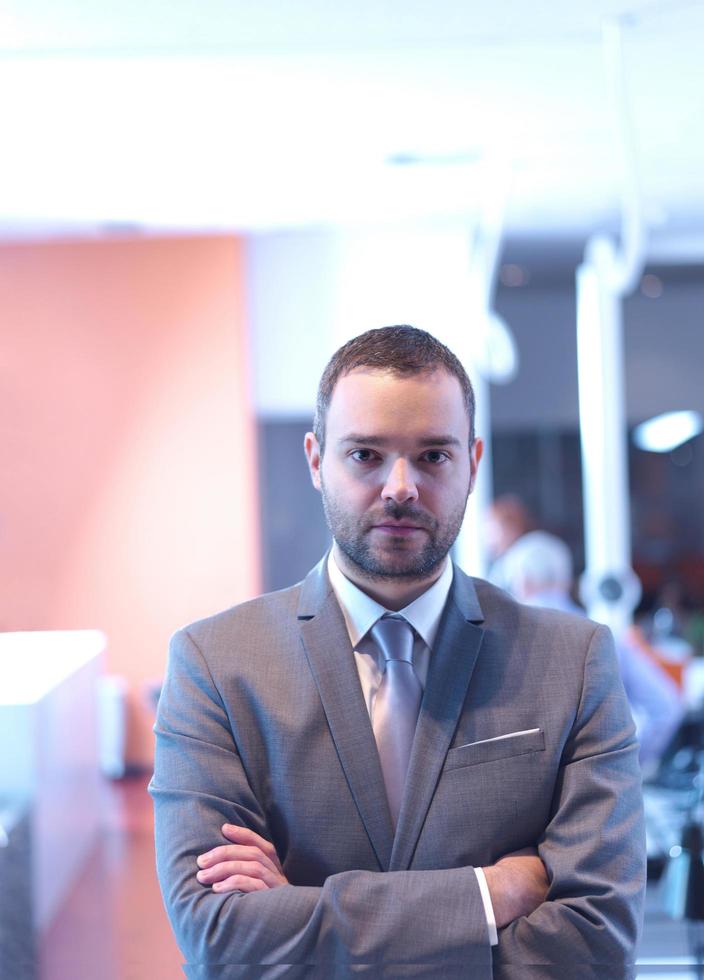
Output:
320 483 469 583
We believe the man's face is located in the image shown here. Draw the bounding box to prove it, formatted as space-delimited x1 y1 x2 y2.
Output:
304 368 482 585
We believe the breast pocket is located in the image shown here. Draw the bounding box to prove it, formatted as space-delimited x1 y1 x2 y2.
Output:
443 727 545 771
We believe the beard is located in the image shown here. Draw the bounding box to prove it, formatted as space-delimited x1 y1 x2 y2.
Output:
320 484 468 582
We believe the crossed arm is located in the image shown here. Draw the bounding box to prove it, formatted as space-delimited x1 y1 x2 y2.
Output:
195 824 549 930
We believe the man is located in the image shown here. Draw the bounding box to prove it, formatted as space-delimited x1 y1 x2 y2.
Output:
150 325 645 979
498 529 578 614
484 495 536 593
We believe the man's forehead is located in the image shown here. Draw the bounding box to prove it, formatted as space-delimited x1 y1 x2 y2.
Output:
326 367 469 439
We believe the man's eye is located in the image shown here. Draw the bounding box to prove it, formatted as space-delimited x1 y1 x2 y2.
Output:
422 450 449 464
350 449 377 462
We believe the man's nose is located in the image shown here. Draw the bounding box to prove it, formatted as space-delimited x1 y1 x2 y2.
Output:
381 458 419 503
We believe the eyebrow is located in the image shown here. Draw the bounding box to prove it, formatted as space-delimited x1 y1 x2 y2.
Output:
340 434 463 448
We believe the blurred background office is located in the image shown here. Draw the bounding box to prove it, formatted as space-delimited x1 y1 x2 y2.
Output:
1 1 703 977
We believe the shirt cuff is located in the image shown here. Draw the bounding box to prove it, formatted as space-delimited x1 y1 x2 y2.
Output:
474 866 499 946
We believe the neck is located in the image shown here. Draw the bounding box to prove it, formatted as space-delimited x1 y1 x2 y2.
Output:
331 542 446 611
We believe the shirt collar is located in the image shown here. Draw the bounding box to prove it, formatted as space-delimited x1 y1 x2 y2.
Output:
327 550 454 650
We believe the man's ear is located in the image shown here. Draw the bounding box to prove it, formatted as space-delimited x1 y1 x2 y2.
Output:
469 437 484 494
304 432 322 491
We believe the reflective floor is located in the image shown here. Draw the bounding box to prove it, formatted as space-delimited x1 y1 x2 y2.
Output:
40 774 181 980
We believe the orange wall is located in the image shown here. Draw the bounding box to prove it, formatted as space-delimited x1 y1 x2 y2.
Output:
0 235 260 765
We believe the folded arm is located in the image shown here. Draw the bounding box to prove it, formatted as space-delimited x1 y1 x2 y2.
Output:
196 825 548 932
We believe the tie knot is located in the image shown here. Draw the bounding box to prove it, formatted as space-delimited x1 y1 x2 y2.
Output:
371 616 414 666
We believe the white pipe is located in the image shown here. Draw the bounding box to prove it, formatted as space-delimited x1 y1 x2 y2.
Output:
600 18 647 296
577 19 647 633
577 242 636 634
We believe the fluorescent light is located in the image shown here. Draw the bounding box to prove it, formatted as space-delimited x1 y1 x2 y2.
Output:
633 411 703 453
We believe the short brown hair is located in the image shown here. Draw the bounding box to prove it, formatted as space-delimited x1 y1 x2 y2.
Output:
313 324 476 451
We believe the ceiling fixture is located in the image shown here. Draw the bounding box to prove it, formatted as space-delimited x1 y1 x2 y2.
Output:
633 410 703 453
385 150 482 167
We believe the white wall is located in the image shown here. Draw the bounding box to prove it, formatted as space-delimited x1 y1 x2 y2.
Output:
247 218 483 417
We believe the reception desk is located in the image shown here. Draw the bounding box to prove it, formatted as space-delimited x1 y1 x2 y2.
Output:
0 630 105 976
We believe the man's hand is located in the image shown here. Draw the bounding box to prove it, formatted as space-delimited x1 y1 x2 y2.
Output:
482 847 549 929
196 824 289 894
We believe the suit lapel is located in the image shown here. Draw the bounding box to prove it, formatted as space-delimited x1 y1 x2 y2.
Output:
390 566 485 871
297 558 394 871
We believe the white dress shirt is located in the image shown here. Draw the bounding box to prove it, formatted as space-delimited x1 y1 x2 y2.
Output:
327 551 498 946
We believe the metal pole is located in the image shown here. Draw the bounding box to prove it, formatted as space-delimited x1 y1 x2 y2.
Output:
577 19 646 633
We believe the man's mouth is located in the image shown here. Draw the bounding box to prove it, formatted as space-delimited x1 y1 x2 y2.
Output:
371 522 426 536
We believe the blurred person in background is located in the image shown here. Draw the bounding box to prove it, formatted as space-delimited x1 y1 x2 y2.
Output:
485 494 536 592
500 528 683 775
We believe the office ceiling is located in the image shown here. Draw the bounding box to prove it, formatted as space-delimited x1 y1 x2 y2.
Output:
0 0 702 246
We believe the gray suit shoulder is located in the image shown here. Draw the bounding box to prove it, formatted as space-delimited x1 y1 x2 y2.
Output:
173 580 304 649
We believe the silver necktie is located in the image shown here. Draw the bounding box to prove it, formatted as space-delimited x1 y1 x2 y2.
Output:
371 616 422 828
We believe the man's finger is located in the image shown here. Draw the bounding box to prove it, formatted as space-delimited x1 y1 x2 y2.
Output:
197 843 280 876
220 824 284 871
197 859 278 887
212 874 269 894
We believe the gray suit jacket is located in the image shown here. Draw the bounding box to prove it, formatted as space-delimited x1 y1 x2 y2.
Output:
150 558 645 979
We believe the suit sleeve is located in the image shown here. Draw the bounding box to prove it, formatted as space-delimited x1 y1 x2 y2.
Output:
150 628 493 978
491 624 647 980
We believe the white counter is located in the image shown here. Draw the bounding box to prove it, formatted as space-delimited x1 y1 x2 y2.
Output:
0 629 105 935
